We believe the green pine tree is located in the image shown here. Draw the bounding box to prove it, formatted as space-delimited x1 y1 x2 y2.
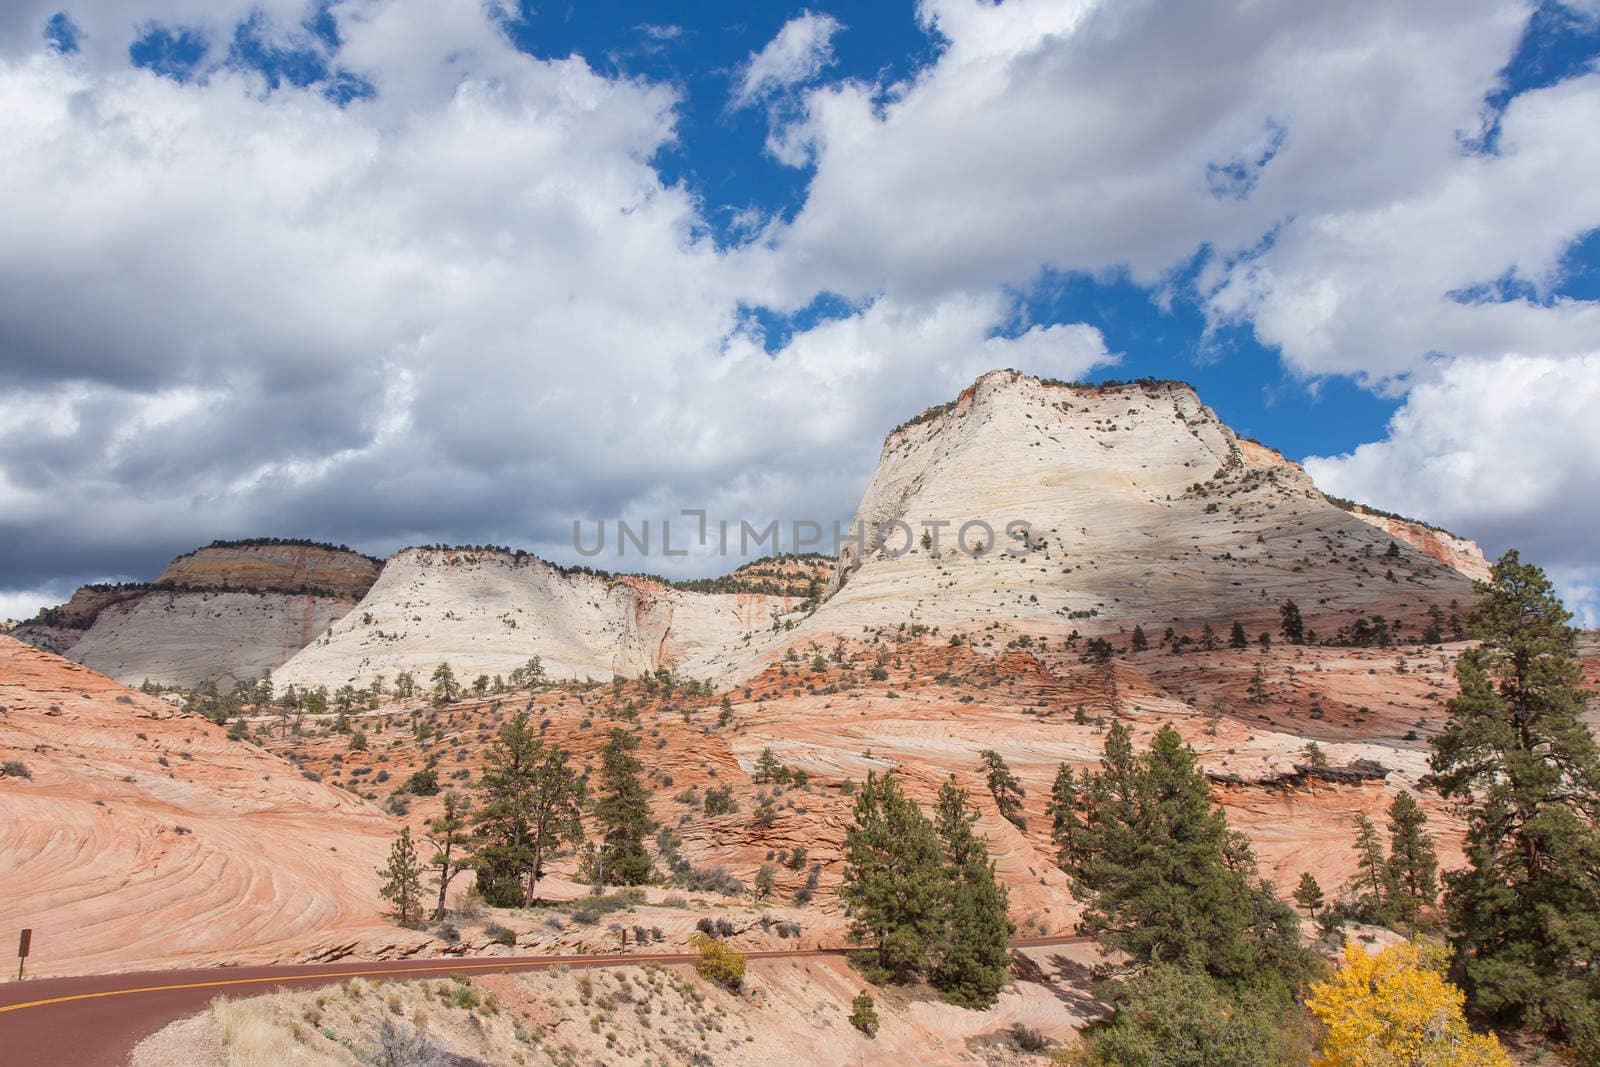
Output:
379 826 424 926
1045 763 1082 868
839 770 946 982
1345 812 1394 924
430 661 460 706
979 749 1027 830
1229 620 1249 649
1292 871 1325 917
1430 550 1600 1056
1279 600 1305 645
424 791 472 922
473 711 538 906
930 776 1015 1008
1384 791 1437 922
1069 723 1311 990
753 747 783 784
595 728 653 885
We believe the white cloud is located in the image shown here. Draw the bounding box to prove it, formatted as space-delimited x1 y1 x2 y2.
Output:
1 0 1597 622
0 587 73 625
1206 73 1600 384
1305 354 1600 622
771 0 1532 302
0 2 1113 590
730 11 841 111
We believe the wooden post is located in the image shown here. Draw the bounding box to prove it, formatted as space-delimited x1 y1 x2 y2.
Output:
17 929 30 981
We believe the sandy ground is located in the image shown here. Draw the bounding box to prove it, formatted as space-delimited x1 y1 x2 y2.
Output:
131 944 1107 1066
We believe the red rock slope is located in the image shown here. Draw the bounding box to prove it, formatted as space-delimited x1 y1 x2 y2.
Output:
0 636 410 978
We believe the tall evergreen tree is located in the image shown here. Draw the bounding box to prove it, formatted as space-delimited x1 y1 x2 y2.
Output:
430 661 460 706
473 711 539 905
523 739 585 900
931 776 1015 1007
979 749 1027 830
1229 620 1249 649
379 826 424 925
1130 624 1149 652
1430 551 1600 1055
1045 763 1082 867
595 728 653 885
1293 871 1325 918
1384 791 1437 922
424 791 472 922
1279 600 1305 645
1346 812 1393 922
839 771 946 981
1069 723 1310 989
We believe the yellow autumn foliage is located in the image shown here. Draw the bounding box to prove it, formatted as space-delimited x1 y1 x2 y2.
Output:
1307 939 1510 1067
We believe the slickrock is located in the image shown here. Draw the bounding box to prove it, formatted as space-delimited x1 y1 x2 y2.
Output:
0 635 409 977
66 590 357 689
808 371 1479 648
274 548 801 690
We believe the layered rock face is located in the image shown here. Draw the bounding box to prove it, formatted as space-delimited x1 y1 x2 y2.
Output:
1345 506 1491 582
805 371 1479 647
66 590 358 690
274 548 799 690
277 372 1486 691
0 636 403 977
11 542 381 688
155 541 382 598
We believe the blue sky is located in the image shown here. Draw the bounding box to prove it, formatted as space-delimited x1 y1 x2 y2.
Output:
1 0 1599 623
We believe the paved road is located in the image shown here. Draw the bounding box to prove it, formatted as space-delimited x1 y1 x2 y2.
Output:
0 935 1089 1066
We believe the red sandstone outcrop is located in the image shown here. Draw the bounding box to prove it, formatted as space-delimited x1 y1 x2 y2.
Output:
0 635 409 977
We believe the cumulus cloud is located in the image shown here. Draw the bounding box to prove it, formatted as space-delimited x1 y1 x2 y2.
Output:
770 0 1531 300
0 0 1116 592
729 11 842 111
2 0 1598 628
1305 354 1600 622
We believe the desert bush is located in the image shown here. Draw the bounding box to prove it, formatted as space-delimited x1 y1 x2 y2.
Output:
371 1017 449 1067
849 992 879 1037
1012 1023 1049 1053
692 933 746 990
1 760 31 779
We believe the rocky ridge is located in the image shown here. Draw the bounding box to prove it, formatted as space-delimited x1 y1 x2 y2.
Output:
9 542 382 689
274 547 803 690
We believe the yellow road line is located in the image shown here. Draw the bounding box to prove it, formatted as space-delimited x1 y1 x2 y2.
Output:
0 954 678 1014
0 937 1082 1016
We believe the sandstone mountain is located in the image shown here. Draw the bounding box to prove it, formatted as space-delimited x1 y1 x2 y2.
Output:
807 371 1481 645
274 547 805 690
0 635 407 976
273 372 1486 693
10 541 381 689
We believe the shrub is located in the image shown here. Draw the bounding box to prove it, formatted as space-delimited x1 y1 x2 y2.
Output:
1 760 31 779
1011 1023 1048 1053
849 992 879 1037
370 1018 448 1067
405 768 439 796
692 933 746 990
703 785 737 815
484 923 517 948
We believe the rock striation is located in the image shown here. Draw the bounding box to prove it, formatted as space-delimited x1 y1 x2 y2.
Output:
803 371 1481 648
10 541 381 688
0 635 404 977
274 548 801 690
